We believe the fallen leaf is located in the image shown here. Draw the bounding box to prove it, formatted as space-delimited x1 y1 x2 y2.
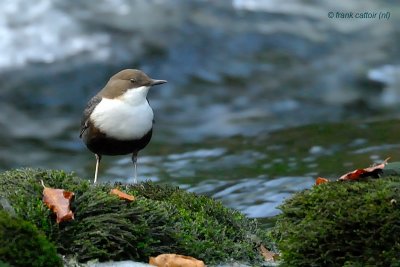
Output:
41 180 74 223
110 188 135 201
363 157 390 172
339 157 390 181
149 254 205 267
315 177 329 185
340 169 367 180
259 244 279 262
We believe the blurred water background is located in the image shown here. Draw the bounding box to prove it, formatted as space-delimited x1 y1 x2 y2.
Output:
0 0 399 219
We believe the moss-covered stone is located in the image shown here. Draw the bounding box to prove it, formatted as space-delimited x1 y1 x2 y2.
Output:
271 176 400 267
0 210 62 267
0 261 11 267
0 168 271 265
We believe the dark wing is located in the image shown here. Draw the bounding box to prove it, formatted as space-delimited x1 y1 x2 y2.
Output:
79 95 102 138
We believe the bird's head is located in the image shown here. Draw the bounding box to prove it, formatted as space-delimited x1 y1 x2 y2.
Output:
100 69 167 103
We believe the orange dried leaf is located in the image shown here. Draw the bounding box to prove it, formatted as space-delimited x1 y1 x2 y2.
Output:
110 188 135 201
340 169 367 180
149 254 205 267
259 244 278 262
315 177 329 185
41 181 74 223
339 157 390 181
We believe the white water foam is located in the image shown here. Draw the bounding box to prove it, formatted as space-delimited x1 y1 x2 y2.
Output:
0 0 111 69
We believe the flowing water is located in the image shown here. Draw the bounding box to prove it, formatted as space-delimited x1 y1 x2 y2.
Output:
0 0 399 219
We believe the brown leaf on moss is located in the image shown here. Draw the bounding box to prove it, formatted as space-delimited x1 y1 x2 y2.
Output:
339 157 390 181
41 180 74 223
149 253 205 267
259 244 279 262
315 177 329 185
110 188 135 201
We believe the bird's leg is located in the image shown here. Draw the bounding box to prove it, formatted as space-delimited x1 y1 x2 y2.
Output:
132 152 138 184
94 154 102 184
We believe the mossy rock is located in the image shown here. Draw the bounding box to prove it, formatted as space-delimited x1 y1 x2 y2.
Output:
0 168 271 265
0 210 62 267
271 176 400 267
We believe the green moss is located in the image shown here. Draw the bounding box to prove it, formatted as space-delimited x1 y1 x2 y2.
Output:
0 169 90 239
57 186 179 262
0 168 271 265
0 261 12 267
271 176 400 267
0 210 62 267
127 182 269 262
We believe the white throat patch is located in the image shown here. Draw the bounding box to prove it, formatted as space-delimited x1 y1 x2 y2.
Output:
90 86 154 140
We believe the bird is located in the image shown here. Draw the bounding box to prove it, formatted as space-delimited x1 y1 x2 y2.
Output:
79 69 167 183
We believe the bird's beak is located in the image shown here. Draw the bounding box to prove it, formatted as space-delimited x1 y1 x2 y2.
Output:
150 79 167 86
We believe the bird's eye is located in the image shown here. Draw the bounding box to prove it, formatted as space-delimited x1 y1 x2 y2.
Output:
130 78 137 83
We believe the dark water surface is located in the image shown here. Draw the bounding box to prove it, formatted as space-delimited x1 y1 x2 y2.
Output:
0 0 399 218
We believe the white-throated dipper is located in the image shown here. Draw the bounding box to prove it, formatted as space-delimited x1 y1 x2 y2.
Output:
79 69 167 183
